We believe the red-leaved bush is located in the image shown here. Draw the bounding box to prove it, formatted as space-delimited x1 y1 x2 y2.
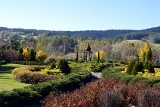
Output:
127 83 160 107
42 78 160 107
42 78 128 107
17 72 62 84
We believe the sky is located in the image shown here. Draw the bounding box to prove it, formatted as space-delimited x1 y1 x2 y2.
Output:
0 0 160 31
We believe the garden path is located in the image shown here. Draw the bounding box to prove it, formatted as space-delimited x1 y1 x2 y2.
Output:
91 72 102 80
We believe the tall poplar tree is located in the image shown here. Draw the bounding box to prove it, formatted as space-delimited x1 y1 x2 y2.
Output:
145 47 152 62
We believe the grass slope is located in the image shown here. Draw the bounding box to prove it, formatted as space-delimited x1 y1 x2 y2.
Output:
0 64 30 91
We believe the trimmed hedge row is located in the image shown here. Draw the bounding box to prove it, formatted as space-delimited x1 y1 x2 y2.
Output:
71 62 112 73
0 71 91 107
90 63 112 72
0 60 7 65
12 66 61 84
11 61 46 65
102 68 160 87
16 72 61 84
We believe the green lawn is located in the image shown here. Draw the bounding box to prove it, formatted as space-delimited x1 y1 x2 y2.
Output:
0 64 30 91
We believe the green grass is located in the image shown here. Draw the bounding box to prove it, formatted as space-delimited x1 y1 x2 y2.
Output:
0 64 30 91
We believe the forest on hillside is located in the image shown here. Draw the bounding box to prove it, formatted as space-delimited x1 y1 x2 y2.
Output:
1 26 160 63
1 26 160 42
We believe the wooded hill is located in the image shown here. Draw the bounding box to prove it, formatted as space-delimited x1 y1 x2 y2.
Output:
1 26 160 43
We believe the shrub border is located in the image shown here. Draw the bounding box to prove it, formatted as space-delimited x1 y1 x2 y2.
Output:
0 71 91 106
102 68 160 87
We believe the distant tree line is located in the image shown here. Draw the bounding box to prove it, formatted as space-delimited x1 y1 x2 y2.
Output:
1 26 160 43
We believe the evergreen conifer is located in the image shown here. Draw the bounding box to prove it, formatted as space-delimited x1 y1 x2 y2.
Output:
57 59 71 74
126 60 135 75
145 47 152 62
131 62 139 75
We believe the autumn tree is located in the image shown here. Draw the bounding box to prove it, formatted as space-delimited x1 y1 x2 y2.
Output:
23 48 30 61
138 41 152 63
95 50 106 61
36 50 47 62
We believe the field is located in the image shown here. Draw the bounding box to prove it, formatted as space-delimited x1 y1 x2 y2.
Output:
0 64 30 91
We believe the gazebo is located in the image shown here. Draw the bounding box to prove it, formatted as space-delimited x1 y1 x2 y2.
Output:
84 44 92 61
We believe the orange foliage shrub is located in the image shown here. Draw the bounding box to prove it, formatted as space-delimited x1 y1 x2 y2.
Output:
36 50 47 62
95 50 106 60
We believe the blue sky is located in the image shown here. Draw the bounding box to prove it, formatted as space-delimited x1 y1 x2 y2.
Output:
0 0 160 31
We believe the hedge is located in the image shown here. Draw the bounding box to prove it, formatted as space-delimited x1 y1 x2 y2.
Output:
11 61 46 65
102 68 160 86
0 60 7 65
12 66 57 84
89 63 112 72
0 72 91 107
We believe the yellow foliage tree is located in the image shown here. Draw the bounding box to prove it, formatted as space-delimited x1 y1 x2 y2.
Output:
36 50 47 62
23 48 30 60
138 41 151 58
95 50 106 60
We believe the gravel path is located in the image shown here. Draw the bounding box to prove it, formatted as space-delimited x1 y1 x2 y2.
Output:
91 72 102 80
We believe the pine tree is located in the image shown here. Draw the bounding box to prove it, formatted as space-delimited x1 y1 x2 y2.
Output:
144 61 155 73
137 62 144 73
145 47 152 62
142 52 146 64
131 62 139 75
29 48 36 61
57 59 71 74
126 60 135 75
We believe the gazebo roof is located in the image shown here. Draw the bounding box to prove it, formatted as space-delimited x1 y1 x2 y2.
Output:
86 44 91 51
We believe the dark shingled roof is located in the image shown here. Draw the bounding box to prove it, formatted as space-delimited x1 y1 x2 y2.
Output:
86 44 91 51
